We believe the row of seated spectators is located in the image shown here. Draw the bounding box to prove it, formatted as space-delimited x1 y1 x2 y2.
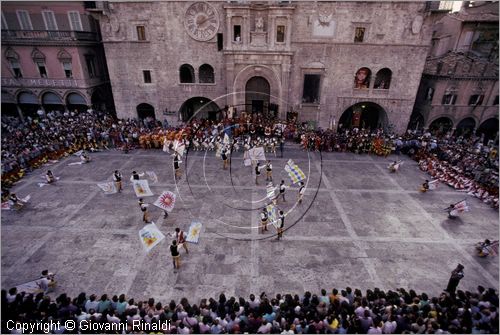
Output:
296 127 499 208
2 286 498 334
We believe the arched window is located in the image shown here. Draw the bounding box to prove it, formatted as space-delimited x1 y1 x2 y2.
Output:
179 64 195 83
374 68 392 89
354 67 371 89
199 64 214 83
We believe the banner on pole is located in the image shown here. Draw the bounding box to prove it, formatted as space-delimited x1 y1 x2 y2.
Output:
186 221 203 243
153 191 176 212
133 180 154 197
139 222 165 252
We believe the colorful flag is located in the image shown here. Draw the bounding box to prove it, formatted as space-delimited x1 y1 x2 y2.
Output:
139 222 165 252
186 221 203 243
173 140 186 157
146 171 159 184
97 182 118 195
248 147 266 161
267 183 276 201
133 180 154 197
153 191 176 212
428 180 439 190
453 199 469 213
223 133 230 144
266 204 278 229
243 150 252 166
285 159 306 184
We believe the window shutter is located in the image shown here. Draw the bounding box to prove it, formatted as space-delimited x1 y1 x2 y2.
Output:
68 11 83 31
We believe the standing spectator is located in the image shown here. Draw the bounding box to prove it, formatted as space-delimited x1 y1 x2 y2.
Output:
446 264 465 295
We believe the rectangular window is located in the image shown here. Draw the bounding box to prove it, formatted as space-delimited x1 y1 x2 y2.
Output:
136 26 146 40
1 11 8 30
442 94 457 105
36 61 47 78
42 10 58 30
62 62 73 78
68 11 83 31
233 25 241 42
85 55 96 78
16 10 33 30
468 94 484 106
494 95 499 105
276 25 285 43
143 70 152 83
354 27 365 43
302 74 321 104
10 60 22 78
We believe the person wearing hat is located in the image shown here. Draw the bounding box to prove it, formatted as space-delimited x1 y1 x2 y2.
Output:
265 161 273 182
277 210 285 240
221 147 229 170
445 264 464 295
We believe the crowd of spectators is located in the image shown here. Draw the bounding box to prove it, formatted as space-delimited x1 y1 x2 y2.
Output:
297 127 499 208
2 285 498 334
2 110 498 208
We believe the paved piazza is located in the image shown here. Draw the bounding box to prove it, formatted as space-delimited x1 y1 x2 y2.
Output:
2 144 498 302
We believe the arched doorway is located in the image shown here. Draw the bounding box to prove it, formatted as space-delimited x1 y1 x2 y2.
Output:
407 112 424 131
477 118 499 145
2 91 19 118
136 103 155 119
179 97 220 122
454 117 476 138
17 91 39 118
66 92 87 113
338 102 388 130
428 117 453 135
42 92 64 113
245 76 270 115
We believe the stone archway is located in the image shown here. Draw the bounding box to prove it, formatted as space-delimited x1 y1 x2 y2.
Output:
407 112 425 131
136 103 155 120
428 117 453 135
477 118 499 145
454 117 476 138
233 65 281 117
179 97 221 122
245 76 270 115
338 101 388 130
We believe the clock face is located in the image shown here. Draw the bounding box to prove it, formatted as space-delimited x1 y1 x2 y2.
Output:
184 2 220 41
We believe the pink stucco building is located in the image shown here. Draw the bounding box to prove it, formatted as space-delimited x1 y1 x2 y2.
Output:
1 1 114 118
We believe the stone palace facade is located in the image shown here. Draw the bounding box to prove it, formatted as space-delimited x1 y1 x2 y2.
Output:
90 1 435 133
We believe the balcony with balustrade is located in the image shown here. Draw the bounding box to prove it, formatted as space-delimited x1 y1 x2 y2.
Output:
1 29 99 44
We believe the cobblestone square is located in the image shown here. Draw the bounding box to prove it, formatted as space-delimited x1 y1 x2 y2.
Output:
2 146 498 301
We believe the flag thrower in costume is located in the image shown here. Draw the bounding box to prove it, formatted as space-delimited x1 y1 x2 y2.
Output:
445 199 469 217
284 159 306 184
